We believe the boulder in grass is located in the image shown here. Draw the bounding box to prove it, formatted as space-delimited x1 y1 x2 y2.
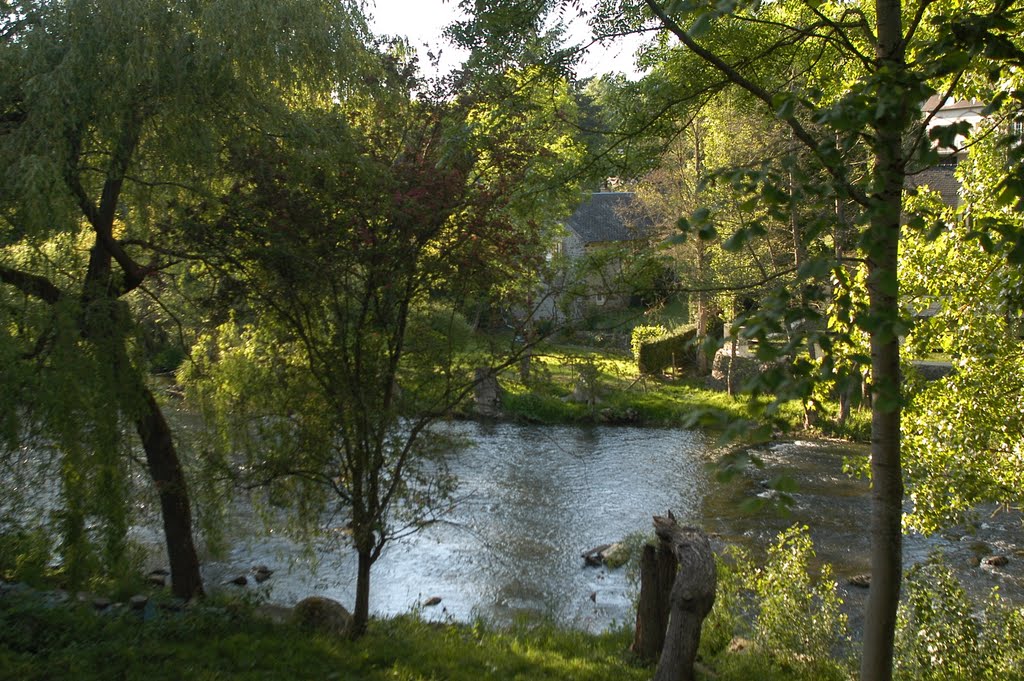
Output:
292 596 353 638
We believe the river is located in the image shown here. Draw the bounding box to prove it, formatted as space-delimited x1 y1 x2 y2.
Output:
144 421 1023 632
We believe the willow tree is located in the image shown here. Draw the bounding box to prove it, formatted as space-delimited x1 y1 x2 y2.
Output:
0 0 370 597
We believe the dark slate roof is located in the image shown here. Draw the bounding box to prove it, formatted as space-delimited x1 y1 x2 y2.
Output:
564 192 652 244
907 161 961 206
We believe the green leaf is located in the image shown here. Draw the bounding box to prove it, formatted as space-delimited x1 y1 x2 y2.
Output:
698 224 719 240
722 228 750 252
688 13 712 37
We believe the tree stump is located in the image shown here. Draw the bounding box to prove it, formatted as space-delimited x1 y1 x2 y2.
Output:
473 368 503 417
632 512 717 681
632 540 679 661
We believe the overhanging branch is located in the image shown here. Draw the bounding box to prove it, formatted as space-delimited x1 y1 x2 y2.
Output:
643 0 869 207
0 264 63 304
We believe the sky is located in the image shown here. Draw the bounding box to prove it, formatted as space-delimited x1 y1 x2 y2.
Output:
366 0 646 78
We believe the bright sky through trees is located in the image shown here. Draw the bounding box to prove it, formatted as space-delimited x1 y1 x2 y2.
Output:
369 0 644 77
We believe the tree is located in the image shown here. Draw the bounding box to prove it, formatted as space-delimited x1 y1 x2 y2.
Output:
461 1 1022 678
0 0 370 598
632 88 807 375
900 103 1024 533
183 56 586 636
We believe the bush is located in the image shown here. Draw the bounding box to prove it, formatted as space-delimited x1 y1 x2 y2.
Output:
637 327 697 375
705 526 852 681
748 526 848 668
630 325 667 363
895 554 1024 681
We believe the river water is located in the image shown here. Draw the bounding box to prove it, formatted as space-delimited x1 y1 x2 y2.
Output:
166 422 1023 632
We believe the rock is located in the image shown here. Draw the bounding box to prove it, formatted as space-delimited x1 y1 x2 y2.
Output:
226 575 248 586
848 574 871 588
708 349 778 391
422 596 442 607
601 542 631 569
982 555 1009 568
598 408 640 424
581 543 613 567
46 589 69 605
251 565 274 583
159 598 186 612
292 596 353 638
254 604 293 624
473 368 504 418
147 569 169 587
130 595 148 611
92 597 112 611
582 542 631 568
1 581 30 597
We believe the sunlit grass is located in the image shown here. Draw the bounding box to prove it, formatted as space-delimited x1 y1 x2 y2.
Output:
491 343 870 441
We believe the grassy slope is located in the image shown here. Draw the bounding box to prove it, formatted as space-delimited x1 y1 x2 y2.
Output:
0 591 649 681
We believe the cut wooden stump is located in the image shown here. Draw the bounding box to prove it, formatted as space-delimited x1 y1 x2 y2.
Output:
632 511 717 681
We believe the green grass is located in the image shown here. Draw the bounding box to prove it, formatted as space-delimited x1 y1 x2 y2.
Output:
492 343 872 442
500 345 794 432
0 590 649 681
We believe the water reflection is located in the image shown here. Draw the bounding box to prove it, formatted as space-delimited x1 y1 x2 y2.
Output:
194 425 1023 632
203 422 711 630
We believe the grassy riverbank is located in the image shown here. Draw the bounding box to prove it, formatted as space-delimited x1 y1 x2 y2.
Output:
0 589 648 681
494 344 870 442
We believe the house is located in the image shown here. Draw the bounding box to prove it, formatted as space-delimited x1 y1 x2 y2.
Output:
560 192 652 259
554 192 655 316
907 97 987 207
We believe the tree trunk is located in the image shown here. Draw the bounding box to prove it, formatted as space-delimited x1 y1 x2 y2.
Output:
649 513 716 681
352 548 373 638
83 224 205 602
861 2 908 676
135 386 205 600
861 228 903 681
632 541 679 662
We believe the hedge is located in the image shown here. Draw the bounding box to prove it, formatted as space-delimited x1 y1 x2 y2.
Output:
637 326 698 375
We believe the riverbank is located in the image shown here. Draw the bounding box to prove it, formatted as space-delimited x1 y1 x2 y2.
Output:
485 344 871 442
0 583 649 681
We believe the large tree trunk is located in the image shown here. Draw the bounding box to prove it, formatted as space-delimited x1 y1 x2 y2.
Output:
861 2 908 677
135 386 205 600
82 223 206 602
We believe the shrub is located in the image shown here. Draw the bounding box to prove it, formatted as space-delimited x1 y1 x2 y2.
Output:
748 526 848 667
706 526 852 681
637 327 697 375
895 554 1024 681
630 325 667 363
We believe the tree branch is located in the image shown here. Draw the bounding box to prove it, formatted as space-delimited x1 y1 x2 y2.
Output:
0 264 63 303
642 0 869 207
